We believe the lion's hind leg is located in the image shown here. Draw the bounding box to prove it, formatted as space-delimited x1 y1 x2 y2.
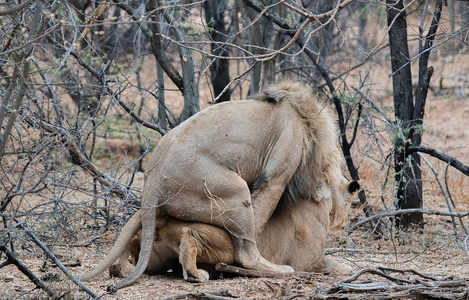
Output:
171 164 293 275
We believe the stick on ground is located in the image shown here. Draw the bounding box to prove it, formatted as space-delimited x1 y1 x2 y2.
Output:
0 244 57 298
16 221 98 299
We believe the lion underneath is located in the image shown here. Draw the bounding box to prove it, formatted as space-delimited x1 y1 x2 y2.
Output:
79 81 354 291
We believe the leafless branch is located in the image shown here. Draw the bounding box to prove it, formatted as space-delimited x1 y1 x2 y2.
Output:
350 208 469 231
21 111 141 206
352 87 394 125
406 146 469 176
16 221 98 299
0 59 29 164
417 152 461 239
0 243 57 298
0 0 33 16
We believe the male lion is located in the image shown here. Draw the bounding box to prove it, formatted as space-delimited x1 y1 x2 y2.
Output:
79 81 347 291
110 179 363 282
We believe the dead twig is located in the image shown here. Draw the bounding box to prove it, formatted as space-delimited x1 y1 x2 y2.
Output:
0 244 58 299
15 221 98 299
349 209 469 231
21 111 141 206
326 267 465 296
418 152 460 239
160 290 238 300
376 266 447 281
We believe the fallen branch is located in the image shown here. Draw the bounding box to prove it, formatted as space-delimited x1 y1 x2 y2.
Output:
215 263 320 280
327 281 465 293
340 268 413 285
376 266 449 281
215 263 280 278
325 248 411 255
0 244 57 298
349 208 469 231
0 0 32 16
16 221 98 299
161 290 238 300
326 267 465 296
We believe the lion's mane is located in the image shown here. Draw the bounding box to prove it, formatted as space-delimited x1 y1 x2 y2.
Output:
249 81 345 211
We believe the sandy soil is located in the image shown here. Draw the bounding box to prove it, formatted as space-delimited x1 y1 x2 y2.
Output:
1 216 468 299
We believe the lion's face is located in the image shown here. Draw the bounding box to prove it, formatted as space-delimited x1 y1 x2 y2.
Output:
329 179 364 231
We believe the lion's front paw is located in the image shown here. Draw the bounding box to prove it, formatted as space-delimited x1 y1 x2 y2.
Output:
183 269 210 283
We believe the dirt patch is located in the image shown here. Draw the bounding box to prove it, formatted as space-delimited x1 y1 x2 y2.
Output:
1 214 469 299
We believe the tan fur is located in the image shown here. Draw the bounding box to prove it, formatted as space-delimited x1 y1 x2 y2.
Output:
80 81 348 290
110 180 363 282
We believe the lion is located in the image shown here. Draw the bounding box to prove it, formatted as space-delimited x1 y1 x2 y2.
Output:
79 81 348 291
109 179 363 282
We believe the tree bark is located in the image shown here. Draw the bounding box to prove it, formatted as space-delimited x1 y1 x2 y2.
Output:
387 0 423 228
156 1 200 122
204 0 231 103
242 0 276 94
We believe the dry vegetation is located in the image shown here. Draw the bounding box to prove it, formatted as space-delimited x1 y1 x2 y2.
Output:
1 0 469 299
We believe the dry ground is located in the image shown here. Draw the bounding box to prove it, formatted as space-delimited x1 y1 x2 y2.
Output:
1 218 468 299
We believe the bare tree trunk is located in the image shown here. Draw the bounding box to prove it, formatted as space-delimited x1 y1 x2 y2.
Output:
242 0 276 94
387 0 422 228
169 11 200 121
460 1 469 40
204 0 231 103
157 61 167 130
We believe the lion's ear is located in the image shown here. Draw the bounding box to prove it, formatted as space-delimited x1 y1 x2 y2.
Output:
247 91 278 103
347 179 364 195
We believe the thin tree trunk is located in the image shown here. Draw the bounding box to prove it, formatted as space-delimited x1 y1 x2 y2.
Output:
460 1 469 40
0 60 29 165
155 0 199 122
157 61 167 130
387 0 422 228
243 0 275 94
204 0 231 103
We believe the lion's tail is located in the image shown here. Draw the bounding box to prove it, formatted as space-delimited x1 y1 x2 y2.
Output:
78 210 143 281
111 204 157 290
